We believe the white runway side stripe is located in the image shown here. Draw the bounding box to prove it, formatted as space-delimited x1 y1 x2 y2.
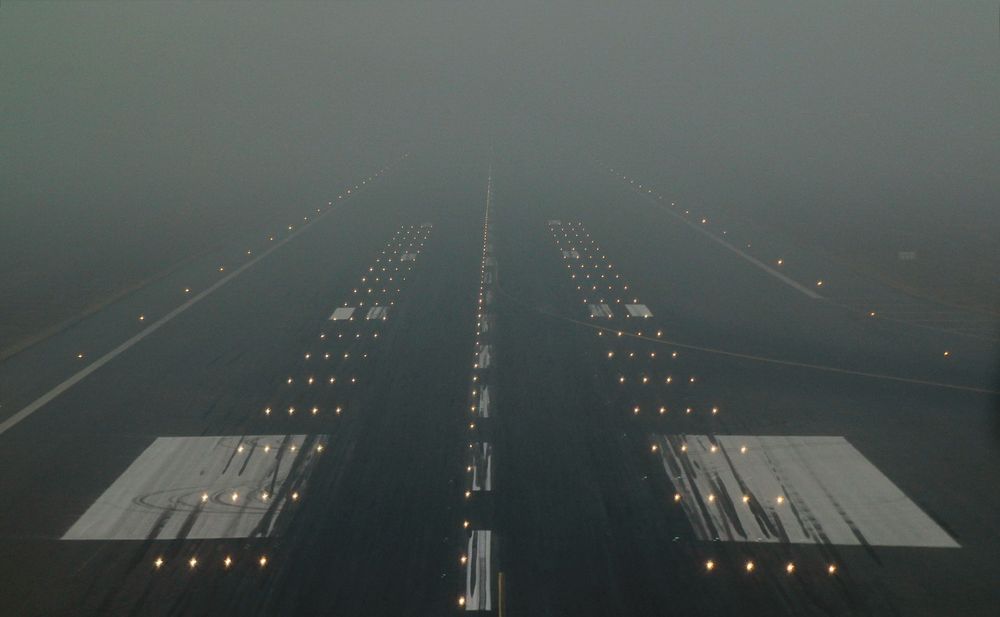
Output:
637 192 823 299
63 434 325 540
465 529 493 610
654 434 958 547
0 220 324 439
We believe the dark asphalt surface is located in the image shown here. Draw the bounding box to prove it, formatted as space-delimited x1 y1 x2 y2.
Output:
0 148 996 616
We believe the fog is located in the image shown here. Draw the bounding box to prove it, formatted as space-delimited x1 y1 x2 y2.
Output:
2 1 997 353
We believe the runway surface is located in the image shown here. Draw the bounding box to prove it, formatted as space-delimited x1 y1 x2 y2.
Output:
0 149 997 616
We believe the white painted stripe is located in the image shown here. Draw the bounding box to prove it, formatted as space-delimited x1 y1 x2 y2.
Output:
465 529 493 610
625 303 653 318
365 306 388 320
477 344 492 369
477 385 491 418
0 218 326 438
655 434 957 547
588 304 613 318
471 442 493 492
640 195 822 299
329 307 356 321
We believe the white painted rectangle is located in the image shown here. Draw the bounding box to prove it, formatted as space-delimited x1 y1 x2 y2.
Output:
63 435 326 540
471 442 493 492
366 306 388 320
329 307 356 321
401 253 417 262
653 434 958 547
625 303 653 318
562 249 580 259
477 385 491 418
476 344 492 369
588 304 613 318
465 530 493 610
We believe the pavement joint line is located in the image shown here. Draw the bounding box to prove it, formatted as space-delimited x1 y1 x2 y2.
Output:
495 282 998 395
0 196 352 438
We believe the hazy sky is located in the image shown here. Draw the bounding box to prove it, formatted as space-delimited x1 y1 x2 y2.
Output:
2 1 998 286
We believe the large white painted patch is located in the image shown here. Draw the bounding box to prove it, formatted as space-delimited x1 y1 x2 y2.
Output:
63 435 325 540
653 434 957 548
